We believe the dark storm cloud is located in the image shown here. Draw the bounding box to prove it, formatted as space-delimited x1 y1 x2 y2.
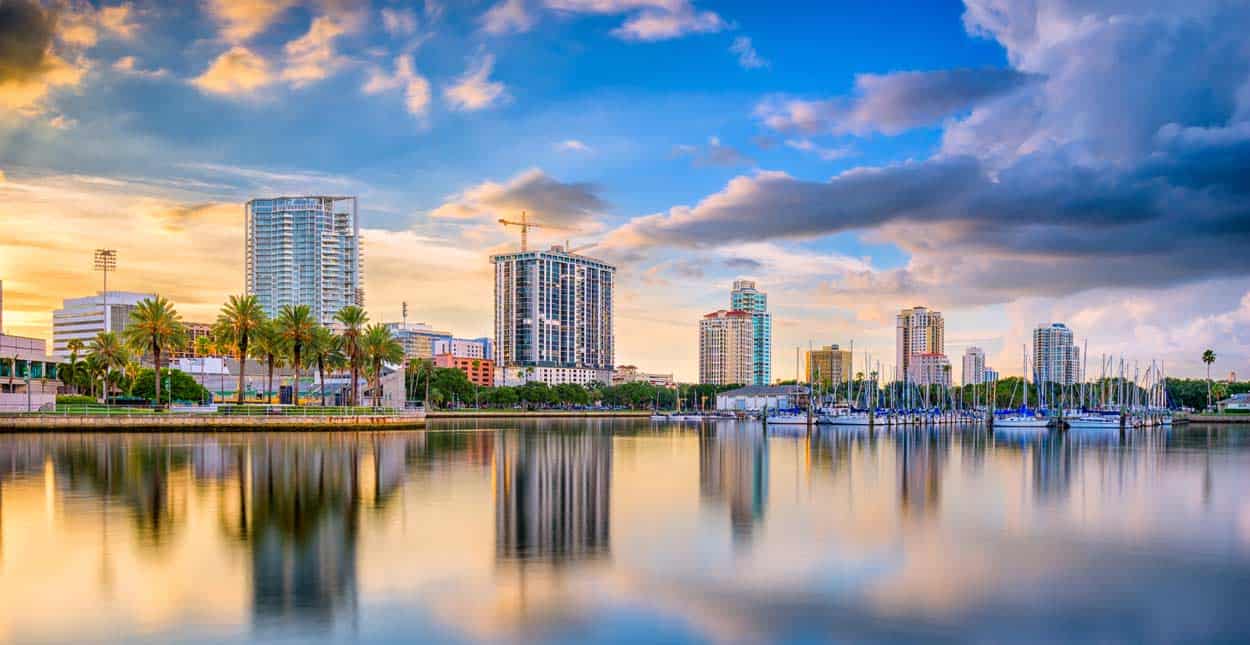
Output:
0 0 57 83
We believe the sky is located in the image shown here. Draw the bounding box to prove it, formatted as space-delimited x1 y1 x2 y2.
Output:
1 0 1249 383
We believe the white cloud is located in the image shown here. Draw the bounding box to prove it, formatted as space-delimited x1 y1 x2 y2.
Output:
280 14 357 87
191 46 274 96
443 54 507 111
381 8 418 36
729 36 767 69
556 139 592 152
542 0 727 41
482 0 538 35
111 55 167 79
203 0 297 43
430 168 606 228
785 138 854 161
362 55 431 118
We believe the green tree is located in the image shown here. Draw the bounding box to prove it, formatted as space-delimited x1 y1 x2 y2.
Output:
334 305 369 406
248 321 285 404
407 358 436 407
88 331 127 401
132 368 209 403
1202 349 1216 410
64 338 86 394
305 325 344 406
215 294 267 404
275 304 317 405
362 324 404 407
122 295 186 407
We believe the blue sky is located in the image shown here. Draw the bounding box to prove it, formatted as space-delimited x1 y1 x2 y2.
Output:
2 0 1249 381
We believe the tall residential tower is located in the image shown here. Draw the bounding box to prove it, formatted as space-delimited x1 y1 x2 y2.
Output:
245 196 361 323
492 246 615 385
730 280 771 385
699 310 754 385
896 306 944 381
1033 323 1081 385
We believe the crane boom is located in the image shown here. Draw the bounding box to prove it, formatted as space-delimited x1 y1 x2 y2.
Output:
497 211 570 252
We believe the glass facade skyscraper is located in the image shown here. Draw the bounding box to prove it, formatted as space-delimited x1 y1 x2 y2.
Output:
492 247 615 373
730 280 772 385
245 196 361 323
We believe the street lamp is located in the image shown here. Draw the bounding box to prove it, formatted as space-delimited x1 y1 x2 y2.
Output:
93 250 116 406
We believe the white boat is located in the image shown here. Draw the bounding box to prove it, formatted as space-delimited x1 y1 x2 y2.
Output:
827 411 873 426
994 414 1050 429
766 412 811 425
1066 413 1120 429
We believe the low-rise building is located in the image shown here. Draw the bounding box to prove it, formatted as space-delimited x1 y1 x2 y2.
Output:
496 365 612 387
385 322 452 360
1 333 58 412
434 354 496 387
908 353 952 387
715 385 809 412
611 365 675 387
1218 393 1250 412
432 336 494 360
51 291 153 359
168 321 216 360
805 344 851 388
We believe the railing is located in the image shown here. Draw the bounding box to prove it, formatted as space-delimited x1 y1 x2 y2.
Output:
9 404 424 419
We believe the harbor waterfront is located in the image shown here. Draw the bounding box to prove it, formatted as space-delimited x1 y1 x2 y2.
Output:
1 419 1249 643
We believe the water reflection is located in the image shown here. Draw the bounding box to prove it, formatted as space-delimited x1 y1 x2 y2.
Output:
1 423 1249 642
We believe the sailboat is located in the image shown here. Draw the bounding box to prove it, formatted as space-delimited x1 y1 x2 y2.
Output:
995 346 1049 429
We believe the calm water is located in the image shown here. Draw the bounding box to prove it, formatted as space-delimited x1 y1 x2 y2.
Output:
2 420 1250 643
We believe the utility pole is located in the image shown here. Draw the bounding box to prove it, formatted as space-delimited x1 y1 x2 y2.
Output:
93 249 116 406
402 301 408 329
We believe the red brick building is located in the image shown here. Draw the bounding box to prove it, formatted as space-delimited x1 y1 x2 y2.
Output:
434 354 496 387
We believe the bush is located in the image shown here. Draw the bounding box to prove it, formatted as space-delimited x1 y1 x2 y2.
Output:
56 394 97 405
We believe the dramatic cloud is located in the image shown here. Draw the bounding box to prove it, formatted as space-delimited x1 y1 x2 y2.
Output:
430 168 606 228
481 0 537 35
192 46 273 95
758 68 1041 136
0 0 85 112
443 54 506 111
544 0 726 41
203 0 296 43
363 54 431 117
281 14 357 87
730 36 766 70
58 2 139 47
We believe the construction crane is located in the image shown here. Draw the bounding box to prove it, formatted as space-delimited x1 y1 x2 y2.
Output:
564 240 597 255
497 211 569 252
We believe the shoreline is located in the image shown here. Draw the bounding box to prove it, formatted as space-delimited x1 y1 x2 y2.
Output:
1 415 428 431
427 410 652 419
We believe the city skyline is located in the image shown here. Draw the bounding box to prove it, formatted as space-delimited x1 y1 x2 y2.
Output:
2 1 1249 382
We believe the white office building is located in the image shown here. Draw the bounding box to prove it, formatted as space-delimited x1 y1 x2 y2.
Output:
962 346 987 385
51 291 152 359
245 196 362 323
1033 322 1081 385
491 246 615 376
433 336 494 360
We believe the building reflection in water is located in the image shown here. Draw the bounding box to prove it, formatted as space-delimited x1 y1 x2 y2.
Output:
494 431 612 563
699 426 768 549
896 429 949 517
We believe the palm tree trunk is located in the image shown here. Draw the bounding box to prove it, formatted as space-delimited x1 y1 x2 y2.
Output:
318 357 327 407
350 355 359 407
293 347 301 407
267 358 274 404
153 344 162 408
237 342 247 404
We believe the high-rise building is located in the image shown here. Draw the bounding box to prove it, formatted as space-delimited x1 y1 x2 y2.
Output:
245 196 361 323
1033 323 1081 385
908 352 952 387
961 346 987 385
805 344 851 388
51 291 152 359
730 280 772 385
491 246 615 381
699 310 753 385
896 306 944 381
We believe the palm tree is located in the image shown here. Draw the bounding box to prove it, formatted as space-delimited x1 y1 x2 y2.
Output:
83 354 106 400
65 338 85 394
362 324 404 407
194 336 216 404
216 295 267 404
122 296 186 407
1203 349 1217 410
410 358 436 408
88 331 127 402
334 305 369 406
305 325 343 407
123 358 142 396
248 321 284 405
275 304 317 407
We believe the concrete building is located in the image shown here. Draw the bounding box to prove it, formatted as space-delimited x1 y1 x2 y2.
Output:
168 321 215 360
699 310 753 386
730 280 772 386
908 352 952 387
51 291 152 359
245 196 362 324
434 354 496 387
961 347 987 385
491 246 615 377
983 368 1000 383
385 322 452 360
611 365 675 388
896 306 944 382
496 365 612 387
2 283 58 411
715 385 809 412
805 344 851 388
1033 323 1081 385
432 336 493 360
